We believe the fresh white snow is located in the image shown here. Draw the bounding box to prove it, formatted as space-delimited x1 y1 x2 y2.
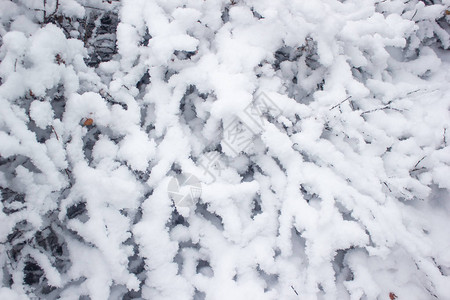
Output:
0 0 450 299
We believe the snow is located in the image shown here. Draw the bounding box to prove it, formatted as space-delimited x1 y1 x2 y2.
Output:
117 129 156 171
0 287 28 300
1 0 450 299
29 100 53 129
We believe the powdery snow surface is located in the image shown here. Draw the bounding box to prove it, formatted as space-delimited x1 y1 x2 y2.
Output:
0 0 450 299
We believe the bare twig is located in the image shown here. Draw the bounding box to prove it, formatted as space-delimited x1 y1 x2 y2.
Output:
410 157 427 176
414 156 426 168
329 96 352 111
291 286 299 296
56 20 72 37
51 125 59 141
99 89 113 99
444 128 447 147
43 0 47 21
411 9 418 21
361 105 402 115
65 169 72 182
47 0 59 21
407 89 421 95
83 5 108 11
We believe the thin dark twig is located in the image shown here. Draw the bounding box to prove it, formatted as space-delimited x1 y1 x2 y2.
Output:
410 167 426 173
383 182 392 192
350 100 355 110
329 96 352 111
65 169 72 184
56 19 72 37
414 156 426 168
43 0 47 21
46 0 59 22
51 126 59 141
83 17 91 46
444 128 447 147
83 5 108 11
361 106 402 115
407 89 421 95
291 286 299 296
411 9 418 20
99 89 113 99
99 89 122 106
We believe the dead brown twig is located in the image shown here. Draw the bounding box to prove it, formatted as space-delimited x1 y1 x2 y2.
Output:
43 0 59 23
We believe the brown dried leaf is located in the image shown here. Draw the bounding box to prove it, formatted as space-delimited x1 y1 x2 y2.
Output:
83 118 94 126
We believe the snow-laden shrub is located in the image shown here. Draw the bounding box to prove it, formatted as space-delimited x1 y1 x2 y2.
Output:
0 0 449 299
